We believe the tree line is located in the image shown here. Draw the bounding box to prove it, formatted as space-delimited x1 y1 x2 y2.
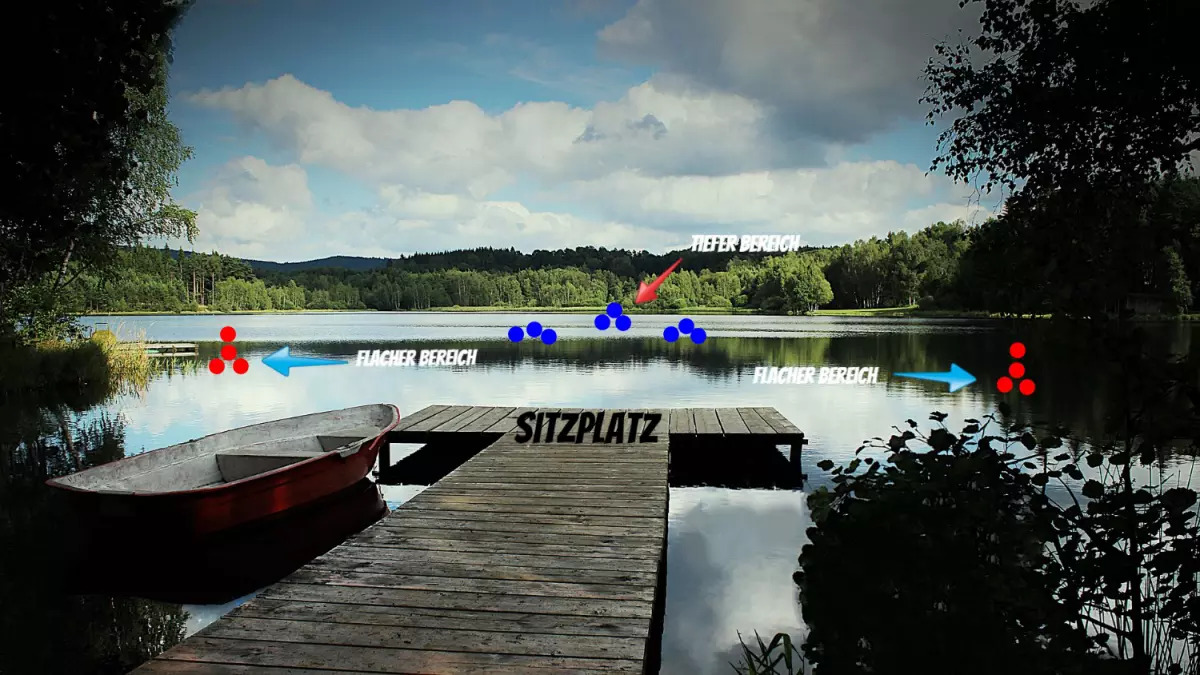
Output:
62 183 1200 317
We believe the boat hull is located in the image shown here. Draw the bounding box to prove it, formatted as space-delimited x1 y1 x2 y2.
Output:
51 407 398 541
65 478 389 604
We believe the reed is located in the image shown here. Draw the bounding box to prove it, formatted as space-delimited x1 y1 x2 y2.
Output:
91 323 152 395
0 322 152 401
731 632 809 675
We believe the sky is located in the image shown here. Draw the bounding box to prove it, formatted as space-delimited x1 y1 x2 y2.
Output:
163 0 997 262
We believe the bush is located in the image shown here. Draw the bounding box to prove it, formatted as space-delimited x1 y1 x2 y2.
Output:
795 404 1200 675
796 411 1096 675
917 294 938 310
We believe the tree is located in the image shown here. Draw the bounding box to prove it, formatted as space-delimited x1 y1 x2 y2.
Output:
924 0 1199 199
0 0 197 338
924 0 1200 318
1159 244 1192 314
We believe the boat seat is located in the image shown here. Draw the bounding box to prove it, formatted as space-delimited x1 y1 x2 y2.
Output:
214 429 382 483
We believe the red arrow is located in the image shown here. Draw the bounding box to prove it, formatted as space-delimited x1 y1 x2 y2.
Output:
634 258 683 304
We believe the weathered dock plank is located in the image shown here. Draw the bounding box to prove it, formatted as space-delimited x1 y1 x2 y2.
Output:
669 408 695 435
483 406 537 433
715 408 751 435
692 408 722 434
754 406 803 435
403 404 474 433
456 405 514 433
736 407 775 434
389 404 448 432
136 415 669 675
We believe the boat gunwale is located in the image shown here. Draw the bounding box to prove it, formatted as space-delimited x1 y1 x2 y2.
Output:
44 403 401 497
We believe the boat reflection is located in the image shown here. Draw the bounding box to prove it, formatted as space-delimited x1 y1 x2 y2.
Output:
64 478 387 605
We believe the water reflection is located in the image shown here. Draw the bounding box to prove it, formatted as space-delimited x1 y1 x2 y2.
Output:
8 314 1200 674
0 412 189 675
662 489 808 675
68 479 388 605
97 317 1200 488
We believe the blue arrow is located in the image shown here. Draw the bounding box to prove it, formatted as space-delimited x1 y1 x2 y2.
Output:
892 363 976 393
261 346 347 377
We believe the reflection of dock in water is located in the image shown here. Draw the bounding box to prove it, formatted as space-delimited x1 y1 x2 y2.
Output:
132 405 804 674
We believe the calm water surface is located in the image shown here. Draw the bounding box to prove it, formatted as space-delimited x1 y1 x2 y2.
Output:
12 312 1199 674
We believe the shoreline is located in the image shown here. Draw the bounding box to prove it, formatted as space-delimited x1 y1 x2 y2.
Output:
81 306 967 319
77 307 1200 321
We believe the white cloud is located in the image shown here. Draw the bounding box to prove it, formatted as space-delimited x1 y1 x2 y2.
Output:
597 0 980 144
182 72 987 259
181 0 999 263
185 157 312 257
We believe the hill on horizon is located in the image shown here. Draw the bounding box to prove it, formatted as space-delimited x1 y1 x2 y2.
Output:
243 255 390 273
163 244 826 276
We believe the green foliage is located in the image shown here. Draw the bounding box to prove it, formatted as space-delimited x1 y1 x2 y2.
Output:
731 632 809 675
0 1 196 337
799 411 1098 675
922 0 1200 319
923 0 1199 197
799 404 1200 675
1159 244 1193 314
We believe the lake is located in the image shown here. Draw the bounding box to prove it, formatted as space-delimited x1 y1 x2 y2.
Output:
6 311 1199 674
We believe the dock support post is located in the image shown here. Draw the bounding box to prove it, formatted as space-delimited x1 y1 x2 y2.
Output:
378 442 391 475
790 433 808 482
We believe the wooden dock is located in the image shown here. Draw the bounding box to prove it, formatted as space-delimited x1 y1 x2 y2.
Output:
132 406 803 674
138 342 198 356
385 405 807 474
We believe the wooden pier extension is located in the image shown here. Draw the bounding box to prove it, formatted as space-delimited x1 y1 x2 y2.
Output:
133 406 803 674
137 342 198 356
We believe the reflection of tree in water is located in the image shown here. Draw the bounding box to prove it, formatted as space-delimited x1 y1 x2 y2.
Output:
295 325 1200 456
0 405 187 674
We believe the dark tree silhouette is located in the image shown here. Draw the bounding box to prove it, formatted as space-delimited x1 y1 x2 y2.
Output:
0 0 197 337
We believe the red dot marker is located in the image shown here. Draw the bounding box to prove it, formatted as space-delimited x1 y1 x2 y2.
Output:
220 326 236 342
1008 362 1025 378
221 344 237 360
997 376 1013 393
233 358 249 374
1009 342 1026 359
1019 379 1036 395
208 358 225 374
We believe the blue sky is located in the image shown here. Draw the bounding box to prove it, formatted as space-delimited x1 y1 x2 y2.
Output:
163 0 987 262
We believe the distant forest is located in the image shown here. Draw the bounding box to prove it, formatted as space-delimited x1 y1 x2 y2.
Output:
62 177 1200 316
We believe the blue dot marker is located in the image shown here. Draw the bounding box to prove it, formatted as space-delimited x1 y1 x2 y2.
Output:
507 326 524 342
678 317 694 334
663 326 680 343
691 327 707 344
606 302 623 318
615 315 631 331
526 321 543 338
541 328 557 345
594 314 611 330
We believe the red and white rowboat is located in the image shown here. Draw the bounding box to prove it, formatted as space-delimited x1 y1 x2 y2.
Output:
46 403 400 538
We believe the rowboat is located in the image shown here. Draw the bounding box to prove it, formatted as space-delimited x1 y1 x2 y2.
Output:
46 404 400 539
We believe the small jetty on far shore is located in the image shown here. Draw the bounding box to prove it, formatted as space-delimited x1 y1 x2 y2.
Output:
140 342 198 356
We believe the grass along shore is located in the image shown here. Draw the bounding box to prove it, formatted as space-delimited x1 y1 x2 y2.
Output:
0 329 154 402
